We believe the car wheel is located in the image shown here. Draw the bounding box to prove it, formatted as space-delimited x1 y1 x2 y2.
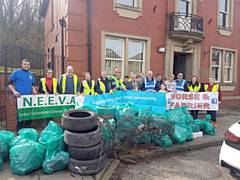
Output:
62 110 97 132
68 154 106 175
68 142 104 160
64 127 102 148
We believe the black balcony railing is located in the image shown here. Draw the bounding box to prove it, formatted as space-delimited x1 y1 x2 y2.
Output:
169 12 204 35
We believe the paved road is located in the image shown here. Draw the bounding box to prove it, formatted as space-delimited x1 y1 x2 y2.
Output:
112 146 236 180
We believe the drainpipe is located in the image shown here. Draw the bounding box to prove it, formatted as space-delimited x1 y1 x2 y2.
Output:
87 0 92 74
59 17 66 74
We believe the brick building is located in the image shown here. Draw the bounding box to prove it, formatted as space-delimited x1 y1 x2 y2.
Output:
40 0 240 106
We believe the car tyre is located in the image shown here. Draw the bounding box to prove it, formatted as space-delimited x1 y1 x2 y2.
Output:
62 110 97 132
68 154 106 175
68 142 104 160
64 127 102 148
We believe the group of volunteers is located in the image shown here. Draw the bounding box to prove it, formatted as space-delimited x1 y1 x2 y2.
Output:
8 59 221 129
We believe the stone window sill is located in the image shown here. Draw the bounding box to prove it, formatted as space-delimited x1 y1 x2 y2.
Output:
115 4 141 12
218 26 232 36
221 84 236 91
114 3 142 19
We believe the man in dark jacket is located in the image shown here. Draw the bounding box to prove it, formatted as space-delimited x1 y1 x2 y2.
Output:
95 71 113 94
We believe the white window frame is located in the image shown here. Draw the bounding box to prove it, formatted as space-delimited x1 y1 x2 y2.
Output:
211 49 222 82
178 0 192 14
223 51 234 83
104 36 146 77
211 48 235 84
128 39 145 75
218 0 230 28
117 0 138 7
105 37 124 76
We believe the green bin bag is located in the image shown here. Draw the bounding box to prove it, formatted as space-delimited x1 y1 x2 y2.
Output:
152 134 173 148
172 126 188 144
18 128 38 142
42 151 69 174
203 114 216 136
0 131 15 161
204 122 216 136
193 120 206 131
191 124 201 133
39 121 64 151
10 136 29 148
10 139 45 175
0 157 3 170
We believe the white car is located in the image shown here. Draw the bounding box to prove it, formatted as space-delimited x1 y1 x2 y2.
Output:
219 121 240 175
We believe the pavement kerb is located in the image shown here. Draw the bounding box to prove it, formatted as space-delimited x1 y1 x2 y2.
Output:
118 138 224 160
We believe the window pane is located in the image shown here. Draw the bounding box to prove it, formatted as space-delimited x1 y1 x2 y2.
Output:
128 40 144 61
220 0 228 12
105 37 123 59
178 0 187 13
105 37 124 75
128 40 144 74
128 61 142 74
219 13 227 27
117 0 134 6
211 67 220 82
225 52 232 67
224 68 232 82
105 59 122 75
212 50 220 66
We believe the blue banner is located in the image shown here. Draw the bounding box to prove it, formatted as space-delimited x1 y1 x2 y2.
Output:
81 91 166 114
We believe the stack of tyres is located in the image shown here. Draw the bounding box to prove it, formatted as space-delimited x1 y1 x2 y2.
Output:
62 110 106 175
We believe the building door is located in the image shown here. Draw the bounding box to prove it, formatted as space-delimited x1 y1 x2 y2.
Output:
174 53 187 76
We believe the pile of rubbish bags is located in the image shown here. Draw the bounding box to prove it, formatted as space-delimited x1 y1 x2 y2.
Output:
0 121 69 175
100 105 216 149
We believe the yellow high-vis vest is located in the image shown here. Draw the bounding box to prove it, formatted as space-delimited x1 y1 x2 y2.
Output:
40 78 58 93
98 79 106 93
62 74 78 94
204 84 219 92
82 80 95 95
188 83 201 92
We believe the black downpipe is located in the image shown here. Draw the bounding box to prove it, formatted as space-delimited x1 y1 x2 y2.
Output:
87 0 92 74
59 17 66 74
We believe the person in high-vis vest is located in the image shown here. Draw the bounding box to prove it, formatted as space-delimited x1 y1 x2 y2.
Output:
39 69 58 127
140 70 157 92
95 71 113 94
58 66 80 95
204 77 222 128
186 76 204 119
81 72 96 95
39 69 58 94
108 67 125 91
175 72 187 91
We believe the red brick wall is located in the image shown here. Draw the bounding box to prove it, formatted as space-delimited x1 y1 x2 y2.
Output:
0 74 6 128
198 0 240 104
92 0 167 78
43 0 240 105
0 74 17 130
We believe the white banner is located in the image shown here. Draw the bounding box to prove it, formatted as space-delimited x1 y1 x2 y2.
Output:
166 92 219 110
